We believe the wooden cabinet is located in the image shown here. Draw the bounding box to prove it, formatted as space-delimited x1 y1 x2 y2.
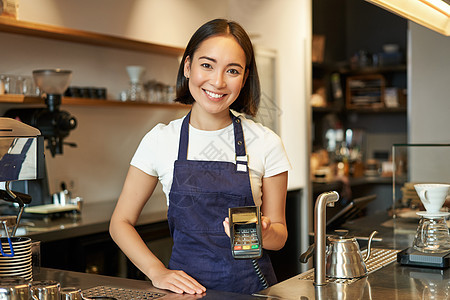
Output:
346 74 385 109
40 221 171 278
342 65 407 111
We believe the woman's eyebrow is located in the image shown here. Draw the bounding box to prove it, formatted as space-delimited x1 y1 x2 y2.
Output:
198 56 244 69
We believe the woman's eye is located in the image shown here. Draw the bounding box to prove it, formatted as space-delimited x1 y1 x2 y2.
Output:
201 63 212 69
227 69 240 75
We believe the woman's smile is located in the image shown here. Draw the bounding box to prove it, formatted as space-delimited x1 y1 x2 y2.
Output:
203 89 227 100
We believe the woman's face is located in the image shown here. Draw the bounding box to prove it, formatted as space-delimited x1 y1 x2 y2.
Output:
184 35 248 117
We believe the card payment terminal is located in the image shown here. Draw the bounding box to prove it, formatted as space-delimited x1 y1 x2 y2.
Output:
229 206 263 259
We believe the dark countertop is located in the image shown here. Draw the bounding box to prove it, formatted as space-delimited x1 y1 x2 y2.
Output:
257 261 450 300
257 210 450 299
35 268 261 300
10 201 168 242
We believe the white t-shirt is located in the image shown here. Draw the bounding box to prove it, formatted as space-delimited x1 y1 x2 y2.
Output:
131 113 291 206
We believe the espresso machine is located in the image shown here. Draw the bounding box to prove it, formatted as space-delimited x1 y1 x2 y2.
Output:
3 69 77 206
0 118 45 233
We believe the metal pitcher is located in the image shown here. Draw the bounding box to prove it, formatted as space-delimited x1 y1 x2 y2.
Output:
326 229 378 279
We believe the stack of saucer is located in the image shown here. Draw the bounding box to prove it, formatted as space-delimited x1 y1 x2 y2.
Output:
401 182 421 207
0 237 32 281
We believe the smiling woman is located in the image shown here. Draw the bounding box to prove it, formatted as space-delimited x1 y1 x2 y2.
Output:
109 18 291 296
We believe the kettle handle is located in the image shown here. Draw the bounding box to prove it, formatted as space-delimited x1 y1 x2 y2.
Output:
364 230 378 261
299 243 315 263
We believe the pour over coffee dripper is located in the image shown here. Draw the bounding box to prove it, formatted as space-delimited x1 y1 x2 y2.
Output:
126 66 146 101
412 183 450 253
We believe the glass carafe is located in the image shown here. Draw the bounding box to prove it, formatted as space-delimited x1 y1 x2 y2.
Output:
413 214 450 253
127 81 145 101
126 66 146 101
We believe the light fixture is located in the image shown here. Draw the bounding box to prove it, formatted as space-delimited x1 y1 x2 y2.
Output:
366 0 450 36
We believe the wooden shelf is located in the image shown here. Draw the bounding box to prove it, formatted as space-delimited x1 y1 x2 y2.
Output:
339 64 407 75
0 94 42 104
312 105 343 114
311 104 406 114
0 17 188 109
346 106 406 113
0 16 184 56
0 95 191 109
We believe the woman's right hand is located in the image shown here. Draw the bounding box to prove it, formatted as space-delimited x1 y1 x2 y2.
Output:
150 267 206 295
110 167 205 295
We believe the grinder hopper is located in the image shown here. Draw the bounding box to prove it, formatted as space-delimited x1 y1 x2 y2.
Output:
5 69 77 157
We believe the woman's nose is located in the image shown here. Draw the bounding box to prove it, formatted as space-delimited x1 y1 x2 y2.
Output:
211 71 226 88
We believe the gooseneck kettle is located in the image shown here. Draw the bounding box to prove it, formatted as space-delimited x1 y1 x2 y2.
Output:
300 229 378 280
325 229 378 279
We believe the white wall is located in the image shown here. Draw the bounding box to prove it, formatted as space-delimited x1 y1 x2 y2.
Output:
408 22 450 182
18 0 227 48
227 0 310 192
409 22 450 144
1 1 310 211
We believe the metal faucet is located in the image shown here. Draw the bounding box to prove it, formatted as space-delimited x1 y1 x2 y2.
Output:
314 191 339 286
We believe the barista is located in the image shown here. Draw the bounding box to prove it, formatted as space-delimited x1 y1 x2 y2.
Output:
110 19 291 295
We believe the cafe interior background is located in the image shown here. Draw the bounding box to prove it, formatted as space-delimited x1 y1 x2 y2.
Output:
1 0 450 276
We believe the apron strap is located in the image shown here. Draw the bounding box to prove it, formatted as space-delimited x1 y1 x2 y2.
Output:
230 113 248 172
177 111 248 169
177 111 191 161
230 113 246 157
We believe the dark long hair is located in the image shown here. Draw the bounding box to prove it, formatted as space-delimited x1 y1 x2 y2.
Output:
174 19 260 117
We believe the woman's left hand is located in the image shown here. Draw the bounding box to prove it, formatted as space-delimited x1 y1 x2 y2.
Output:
222 217 231 237
222 172 288 250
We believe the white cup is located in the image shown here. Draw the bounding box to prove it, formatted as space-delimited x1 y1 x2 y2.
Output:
414 183 450 213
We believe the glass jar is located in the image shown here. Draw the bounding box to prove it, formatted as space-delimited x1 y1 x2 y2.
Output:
413 213 450 253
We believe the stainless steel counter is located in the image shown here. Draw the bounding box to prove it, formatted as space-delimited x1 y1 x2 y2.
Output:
255 262 450 299
257 211 450 299
35 268 260 300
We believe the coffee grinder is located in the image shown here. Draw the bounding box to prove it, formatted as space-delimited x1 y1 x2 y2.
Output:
3 69 77 206
397 183 450 268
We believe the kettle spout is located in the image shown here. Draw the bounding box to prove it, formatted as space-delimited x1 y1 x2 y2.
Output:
364 230 379 261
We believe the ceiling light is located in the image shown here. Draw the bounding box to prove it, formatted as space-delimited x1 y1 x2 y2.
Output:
366 0 450 36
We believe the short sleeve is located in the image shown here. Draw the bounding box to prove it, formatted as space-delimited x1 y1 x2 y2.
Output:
263 131 291 178
130 124 165 177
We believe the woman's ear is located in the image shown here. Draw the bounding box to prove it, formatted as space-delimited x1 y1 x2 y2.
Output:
184 56 191 79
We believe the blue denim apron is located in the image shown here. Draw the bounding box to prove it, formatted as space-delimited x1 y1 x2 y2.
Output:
167 111 277 294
